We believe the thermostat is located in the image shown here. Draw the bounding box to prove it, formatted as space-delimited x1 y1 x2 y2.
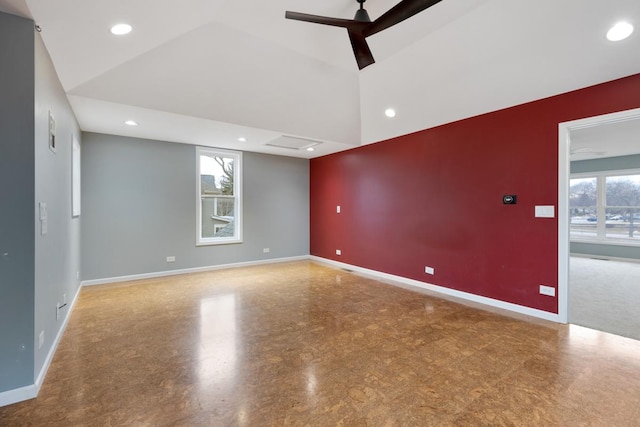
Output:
503 195 517 204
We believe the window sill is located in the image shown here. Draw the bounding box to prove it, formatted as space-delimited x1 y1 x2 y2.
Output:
570 238 640 247
196 238 243 247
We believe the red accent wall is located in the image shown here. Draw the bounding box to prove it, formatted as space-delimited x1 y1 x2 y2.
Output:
310 73 640 314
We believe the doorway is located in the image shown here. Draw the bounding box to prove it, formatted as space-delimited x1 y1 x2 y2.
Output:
558 108 640 337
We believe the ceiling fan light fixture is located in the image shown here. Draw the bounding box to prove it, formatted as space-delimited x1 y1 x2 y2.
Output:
607 21 633 41
110 23 132 36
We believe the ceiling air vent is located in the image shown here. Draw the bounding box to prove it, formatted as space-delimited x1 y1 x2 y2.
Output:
265 135 321 151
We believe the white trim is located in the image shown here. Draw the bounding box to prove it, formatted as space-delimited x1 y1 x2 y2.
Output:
571 237 640 247
310 256 561 323
34 284 82 390
195 147 243 246
0 283 82 408
0 384 37 407
558 107 640 324
572 168 640 178
571 253 640 264
81 256 310 286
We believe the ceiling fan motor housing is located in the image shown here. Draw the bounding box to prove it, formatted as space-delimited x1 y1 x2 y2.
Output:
354 8 371 22
354 0 371 22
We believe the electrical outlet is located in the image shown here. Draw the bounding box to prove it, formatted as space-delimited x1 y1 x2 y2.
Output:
63 293 67 304
263 248 270 253
76 271 80 280
539 285 556 297
39 331 44 349
425 266 435 275
166 256 176 262
336 249 341 255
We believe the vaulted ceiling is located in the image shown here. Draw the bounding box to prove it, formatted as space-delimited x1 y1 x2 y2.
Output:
1 0 639 158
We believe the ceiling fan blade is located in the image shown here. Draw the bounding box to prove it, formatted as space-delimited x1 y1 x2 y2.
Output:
348 30 375 70
286 10 372 69
285 11 356 29
365 0 442 37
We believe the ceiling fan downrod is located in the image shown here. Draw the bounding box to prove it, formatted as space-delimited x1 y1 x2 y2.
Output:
354 0 371 22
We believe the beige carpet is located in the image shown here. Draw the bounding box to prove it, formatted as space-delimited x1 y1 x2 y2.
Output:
569 256 640 341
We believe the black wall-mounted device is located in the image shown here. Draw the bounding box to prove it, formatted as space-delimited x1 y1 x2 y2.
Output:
503 195 517 204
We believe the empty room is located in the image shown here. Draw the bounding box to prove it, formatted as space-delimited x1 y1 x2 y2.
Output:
1 0 640 425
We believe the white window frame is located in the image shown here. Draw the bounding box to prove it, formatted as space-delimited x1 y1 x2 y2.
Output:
196 147 242 246
570 168 640 246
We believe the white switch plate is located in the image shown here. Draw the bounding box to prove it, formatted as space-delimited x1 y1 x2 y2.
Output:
425 266 435 275
535 205 555 218
539 285 556 297
39 331 45 349
41 219 48 235
166 256 176 262
336 205 341 213
336 249 341 255
39 202 47 220
263 248 270 253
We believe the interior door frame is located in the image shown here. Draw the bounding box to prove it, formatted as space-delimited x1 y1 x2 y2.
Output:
557 107 640 323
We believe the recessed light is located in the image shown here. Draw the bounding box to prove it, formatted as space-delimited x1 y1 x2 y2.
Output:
385 108 396 118
306 147 315 152
607 22 633 41
237 137 247 142
124 120 138 126
111 23 132 35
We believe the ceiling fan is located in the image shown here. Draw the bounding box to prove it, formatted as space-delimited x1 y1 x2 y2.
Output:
285 0 443 70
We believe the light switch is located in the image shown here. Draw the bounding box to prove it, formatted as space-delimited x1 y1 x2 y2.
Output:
39 202 47 220
535 205 555 218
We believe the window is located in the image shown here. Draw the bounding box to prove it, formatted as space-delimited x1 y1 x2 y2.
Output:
570 171 640 245
196 147 242 245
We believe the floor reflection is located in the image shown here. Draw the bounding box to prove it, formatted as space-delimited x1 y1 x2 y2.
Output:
198 294 238 389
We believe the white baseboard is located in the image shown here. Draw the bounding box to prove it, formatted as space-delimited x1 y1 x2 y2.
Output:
0 384 37 408
310 256 561 323
0 283 82 408
81 255 310 287
34 283 82 390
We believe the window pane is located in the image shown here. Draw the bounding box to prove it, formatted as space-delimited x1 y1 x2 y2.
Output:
200 155 234 196
570 177 597 239
605 175 640 241
605 208 640 240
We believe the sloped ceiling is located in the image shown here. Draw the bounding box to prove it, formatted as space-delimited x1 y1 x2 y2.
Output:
1 0 639 158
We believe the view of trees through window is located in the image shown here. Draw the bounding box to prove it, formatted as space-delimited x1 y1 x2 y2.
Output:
570 173 640 243
197 148 241 244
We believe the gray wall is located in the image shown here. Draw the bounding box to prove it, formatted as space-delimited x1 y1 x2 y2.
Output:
81 133 309 280
570 154 640 260
33 30 82 376
0 12 35 393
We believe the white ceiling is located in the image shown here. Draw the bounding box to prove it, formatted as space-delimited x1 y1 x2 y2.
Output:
1 0 639 159
571 117 640 161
